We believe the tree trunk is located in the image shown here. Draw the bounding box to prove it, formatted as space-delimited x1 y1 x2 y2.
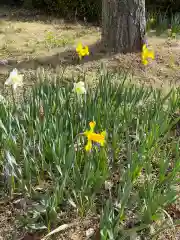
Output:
102 0 146 53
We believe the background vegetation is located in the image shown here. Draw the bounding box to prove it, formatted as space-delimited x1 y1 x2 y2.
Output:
1 0 180 22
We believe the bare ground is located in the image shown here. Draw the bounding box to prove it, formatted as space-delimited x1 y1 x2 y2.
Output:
0 7 180 90
0 6 180 240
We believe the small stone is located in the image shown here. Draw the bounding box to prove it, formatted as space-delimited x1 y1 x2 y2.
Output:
86 228 95 239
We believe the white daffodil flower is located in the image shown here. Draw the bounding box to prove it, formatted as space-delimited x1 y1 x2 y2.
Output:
73 81 86 95
5 68 23 90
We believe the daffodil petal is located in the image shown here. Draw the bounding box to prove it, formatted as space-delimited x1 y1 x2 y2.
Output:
147 51 155 59
5 77 11 85
89 121 96 131
88 132 105 144
85 140 92 151
77 81 85 87
76 43 82 51
75 87 86 94
73 81 86 94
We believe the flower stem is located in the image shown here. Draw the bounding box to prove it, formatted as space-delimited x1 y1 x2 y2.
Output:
11 86 16 107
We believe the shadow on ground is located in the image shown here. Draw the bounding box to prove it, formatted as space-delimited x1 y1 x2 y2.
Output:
1 40 113 71
0 5 94 26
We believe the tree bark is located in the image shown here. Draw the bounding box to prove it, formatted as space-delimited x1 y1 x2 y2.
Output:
102 0 146 53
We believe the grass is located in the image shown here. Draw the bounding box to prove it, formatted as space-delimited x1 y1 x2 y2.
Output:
0 5 180 240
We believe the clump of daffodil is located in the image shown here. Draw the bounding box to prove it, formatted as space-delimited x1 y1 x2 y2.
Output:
73 81 86 95
76 43 89 60
83 121 106 152
141 43 155 65
5 68 23 90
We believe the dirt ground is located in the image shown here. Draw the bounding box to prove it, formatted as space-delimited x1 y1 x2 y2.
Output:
0 6 180 240
0 7 180 91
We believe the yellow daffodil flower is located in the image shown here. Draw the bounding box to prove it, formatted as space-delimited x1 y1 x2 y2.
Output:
83 121 106 151
142 44 155 66
73 81 86 95
5 68 23 90
76 43 89 60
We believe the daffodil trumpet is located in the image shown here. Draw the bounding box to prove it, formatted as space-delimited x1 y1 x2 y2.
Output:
141 44 155 66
